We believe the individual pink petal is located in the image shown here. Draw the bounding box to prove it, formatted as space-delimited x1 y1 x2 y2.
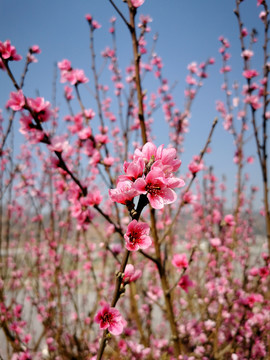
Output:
133 177 147 193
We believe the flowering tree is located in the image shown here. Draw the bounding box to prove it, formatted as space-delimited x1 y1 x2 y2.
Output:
0 0 270 359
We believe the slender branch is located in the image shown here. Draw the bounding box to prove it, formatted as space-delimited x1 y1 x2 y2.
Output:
160 117 218 245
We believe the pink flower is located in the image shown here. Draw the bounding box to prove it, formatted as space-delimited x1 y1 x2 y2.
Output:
244 95 262 110
243 69 259 79
109 179 138 205
6 90 25 111
118 158 145 182
64 85 73 100
241 49 254 60
124 219 152 251
28 97 51 122
224 214 235 226
178 275 193 293
172 253 188 269
30 45 41 54
95 303 126 335
0 40 22 61
188 157 203 174
123 264 142 283
247 156 254 164
210 237 221 247
131 0 145 7
58 59 71 71
134 169 177 209
48 135 69 153
92 20 101 29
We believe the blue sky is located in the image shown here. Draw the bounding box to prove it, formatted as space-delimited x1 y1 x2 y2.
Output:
0 0 267 209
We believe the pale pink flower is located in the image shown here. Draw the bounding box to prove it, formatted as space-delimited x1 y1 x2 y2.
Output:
131 0 145 7
210 237 221 247
188 157 203 174
84 108 95 120
244 94 261 110
187 61 198 74
123 264 142 283
95 303 126 335
64 85 73 100
172 253 188 269
259 11 266 21
48 135 69 153
124 219 152 251
6 90 25 111
109 179 138 205
92 20 101 29
103 156 114 166
241 49 254 60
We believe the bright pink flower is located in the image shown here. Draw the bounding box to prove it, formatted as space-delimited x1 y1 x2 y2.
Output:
224 214 235 226
118 158 145 182
243 69 259 79
131 0 145 7
259 267 269 278
172 253 188 269
178 275 193 293
124 219 152 251
28 97 51 122
30 45 41 54
95 303 126 335
85 14 92 22
241 28 248 37
134 169 177 209
0 40 22 61
6 90 25 111
243 293 264 308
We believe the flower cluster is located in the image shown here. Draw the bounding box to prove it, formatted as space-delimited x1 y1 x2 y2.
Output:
58 59 89 86
109 142 185 209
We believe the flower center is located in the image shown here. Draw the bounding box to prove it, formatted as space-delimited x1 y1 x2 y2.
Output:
145 184 161 195
102 312 112 324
